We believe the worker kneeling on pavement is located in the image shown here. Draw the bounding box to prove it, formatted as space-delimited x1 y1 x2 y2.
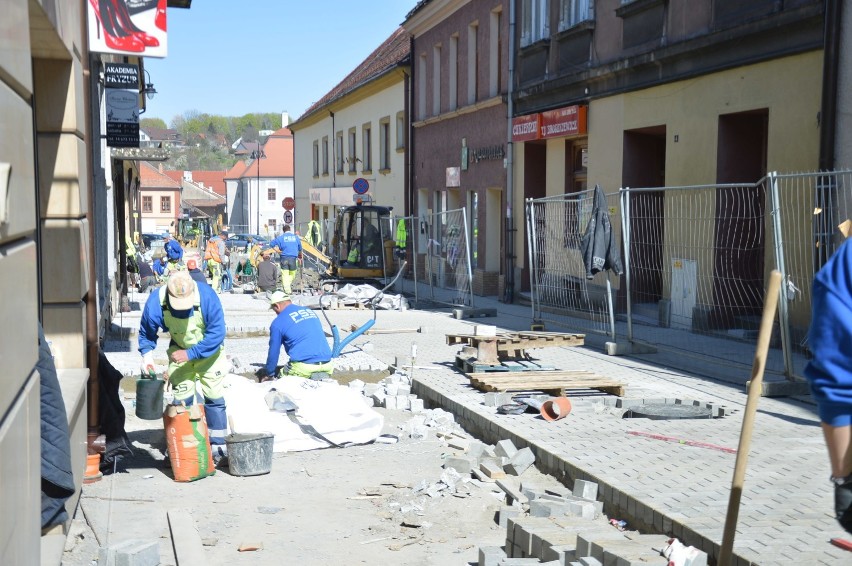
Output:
139 270 230 463
258 291 333 382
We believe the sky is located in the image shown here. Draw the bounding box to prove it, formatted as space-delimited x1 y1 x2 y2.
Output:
144 0 415 127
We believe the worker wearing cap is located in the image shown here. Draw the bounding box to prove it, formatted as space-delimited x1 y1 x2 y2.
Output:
204 230 228 293
258 291 333 382
138 271 229 464
270 226 302 295
186 258 207 285
163 232 184 262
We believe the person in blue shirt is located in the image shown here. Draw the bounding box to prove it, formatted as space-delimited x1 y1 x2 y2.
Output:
163 232 184 262
138 270 229 464
270 226 302 295
152 253 166 280
257 291 333 382
805 237 852 533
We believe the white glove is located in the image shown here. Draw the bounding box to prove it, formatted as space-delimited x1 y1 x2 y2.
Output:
142 352 155 375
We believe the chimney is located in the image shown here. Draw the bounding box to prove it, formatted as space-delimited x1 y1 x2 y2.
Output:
281 111 290 126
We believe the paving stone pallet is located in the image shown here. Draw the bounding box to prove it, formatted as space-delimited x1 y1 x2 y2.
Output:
446 331 585 358
454 356 555 374
467 370 625 397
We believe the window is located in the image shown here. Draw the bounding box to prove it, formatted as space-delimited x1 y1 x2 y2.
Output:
322 137 329 175
489 9 502 97
312 141 319 176
142 195 152 213
559 0 593 31
268 187 276 200
395 112 406 150
362 124 372 171
467 23 478 105
379 118 391 171
268 218 277 232
418 54 427 119
521 0 550 47
432 44 442 116
348 128 357 173
160 195 171 213
335 132 344 173
448 35 458 111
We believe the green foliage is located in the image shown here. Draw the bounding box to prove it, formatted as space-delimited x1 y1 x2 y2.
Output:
140 117 167 130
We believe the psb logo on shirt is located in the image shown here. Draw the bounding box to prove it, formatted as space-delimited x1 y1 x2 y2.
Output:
289 310 319 323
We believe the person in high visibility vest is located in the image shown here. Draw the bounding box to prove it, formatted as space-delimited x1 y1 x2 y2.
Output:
270 226 302 294
305 220 322 249
394 218 407 259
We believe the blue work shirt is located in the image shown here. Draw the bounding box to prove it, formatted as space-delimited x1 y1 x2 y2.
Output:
164 239 184 261
271 232 302 258
265 303 332 375
138 281 225 360
152 258 165 276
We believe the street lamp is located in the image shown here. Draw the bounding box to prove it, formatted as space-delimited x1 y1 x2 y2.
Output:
250 148 266 234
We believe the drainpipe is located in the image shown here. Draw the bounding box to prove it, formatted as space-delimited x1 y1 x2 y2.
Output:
81 0 100 432
330 111 336 188
816 0 843 267
504 0 516 303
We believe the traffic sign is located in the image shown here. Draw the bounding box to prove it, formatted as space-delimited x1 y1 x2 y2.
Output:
283 210 293 224
353 178 369 195
282 197 296 210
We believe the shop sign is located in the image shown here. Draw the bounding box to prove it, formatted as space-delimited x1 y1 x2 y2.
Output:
105 64 140 148
470 144 505 163
88 0 168 58
512 114 541 142
540 105 588 139
446 167 460 188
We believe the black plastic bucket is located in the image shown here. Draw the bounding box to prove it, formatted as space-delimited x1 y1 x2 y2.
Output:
135 376 164 420
226 433 274 476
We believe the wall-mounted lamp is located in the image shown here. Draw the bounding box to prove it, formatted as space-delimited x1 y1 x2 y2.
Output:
141 69 157 100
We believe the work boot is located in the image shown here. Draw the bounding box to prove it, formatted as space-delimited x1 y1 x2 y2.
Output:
834 475 852 534
212 444 228 467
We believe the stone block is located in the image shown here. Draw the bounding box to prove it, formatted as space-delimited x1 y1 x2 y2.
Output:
480 461 506 479
498 506 521 529
579 557 603 566
383 395 397 409
495 439 518 459
484 392 499 406
478 545 506 566
506 447 536 476
363 383 379 396
448 437 471 452
98 539 159 566
576 532 629 559
542 543 577 563
474 324 497 336
348 379 365 391
572 480 598 501
444 456 473 474
410 398 425 412
385 383 400 396
530 499 572 517
395 395 411 410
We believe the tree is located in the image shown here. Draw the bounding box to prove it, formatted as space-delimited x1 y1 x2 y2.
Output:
140 117 167 130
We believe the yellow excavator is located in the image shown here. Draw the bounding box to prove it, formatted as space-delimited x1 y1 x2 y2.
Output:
300 204 405 287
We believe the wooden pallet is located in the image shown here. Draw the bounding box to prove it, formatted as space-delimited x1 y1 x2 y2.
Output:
446 331 584 354
454 356 555 374
467 370 625 397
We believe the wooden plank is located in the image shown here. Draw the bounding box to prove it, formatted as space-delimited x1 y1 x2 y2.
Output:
168 509 206 566
467 370 598 379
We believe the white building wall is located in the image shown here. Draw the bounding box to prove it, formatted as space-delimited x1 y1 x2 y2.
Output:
293 77 406 229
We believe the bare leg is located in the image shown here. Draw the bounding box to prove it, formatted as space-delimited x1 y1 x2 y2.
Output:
821 423 852 478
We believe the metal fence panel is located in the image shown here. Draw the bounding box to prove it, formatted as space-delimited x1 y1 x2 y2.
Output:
525 190 619 337
416 207 474 308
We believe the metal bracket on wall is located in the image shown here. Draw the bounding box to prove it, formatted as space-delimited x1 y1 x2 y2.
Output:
0 162 11 225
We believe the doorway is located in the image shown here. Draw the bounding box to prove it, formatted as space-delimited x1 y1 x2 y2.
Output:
522 141 547 291
712 109 768 327
623 127 666 307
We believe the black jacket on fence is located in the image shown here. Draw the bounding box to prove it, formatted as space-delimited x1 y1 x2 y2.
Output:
580 185 624 279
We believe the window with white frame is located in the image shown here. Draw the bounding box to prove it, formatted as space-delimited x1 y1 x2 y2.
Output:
467 23 478 105
379 118 390 171
335 132 344 173
559 0 593 31
160 195 171 213
312 141 319 176
322 137 329 175
348 128 357 173
395 111 405 150
432 44 442 116
142 195 152 212
521 0 550 47
267 186 276 200
268 218 277 232
362 123 372 171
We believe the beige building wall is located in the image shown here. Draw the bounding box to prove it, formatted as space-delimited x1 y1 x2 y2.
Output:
293 72 407 231
0 1 91 563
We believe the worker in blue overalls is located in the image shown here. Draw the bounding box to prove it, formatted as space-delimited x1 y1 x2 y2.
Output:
139 270 230 464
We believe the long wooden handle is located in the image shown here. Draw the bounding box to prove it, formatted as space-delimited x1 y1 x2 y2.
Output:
718 270 782 565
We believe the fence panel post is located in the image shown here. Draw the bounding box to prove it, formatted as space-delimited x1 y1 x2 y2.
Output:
768 172 794 380
525 198 538 324
620 187 634 342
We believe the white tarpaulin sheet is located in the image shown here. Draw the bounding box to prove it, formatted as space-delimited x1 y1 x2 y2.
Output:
222 374 384 452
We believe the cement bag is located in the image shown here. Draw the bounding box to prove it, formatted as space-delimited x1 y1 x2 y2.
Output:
163 404 216 481
222 374 383 452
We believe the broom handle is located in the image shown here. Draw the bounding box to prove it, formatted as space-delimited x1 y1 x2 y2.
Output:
718 270 782 565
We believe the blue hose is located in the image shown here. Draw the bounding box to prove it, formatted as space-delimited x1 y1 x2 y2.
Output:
331 319 375 358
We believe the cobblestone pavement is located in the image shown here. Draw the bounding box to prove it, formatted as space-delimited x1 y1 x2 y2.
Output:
104 282 849 565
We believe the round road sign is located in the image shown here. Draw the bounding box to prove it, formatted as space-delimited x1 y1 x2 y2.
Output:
282 197 296 210
283 210 293 224
353 178 369 195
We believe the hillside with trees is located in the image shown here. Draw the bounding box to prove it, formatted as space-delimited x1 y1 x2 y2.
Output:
141 111 282 170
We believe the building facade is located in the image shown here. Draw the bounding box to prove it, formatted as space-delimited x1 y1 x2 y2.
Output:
289 28 410 241
139 162 182 235
404 0 510 297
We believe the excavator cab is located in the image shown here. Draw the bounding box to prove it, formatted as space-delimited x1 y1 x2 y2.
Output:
331 204 395 281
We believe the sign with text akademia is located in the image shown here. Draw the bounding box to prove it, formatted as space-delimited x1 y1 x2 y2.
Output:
88 0 168 57
539 105 588 139
105 63 139 148
512 114 541 142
